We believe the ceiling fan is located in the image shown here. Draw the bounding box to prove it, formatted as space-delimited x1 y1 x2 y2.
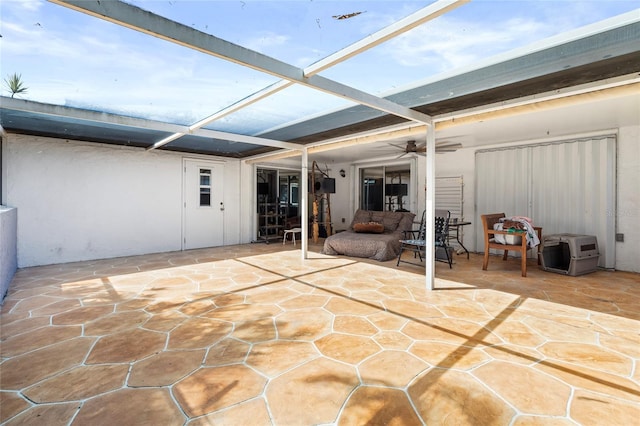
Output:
388 140 464 157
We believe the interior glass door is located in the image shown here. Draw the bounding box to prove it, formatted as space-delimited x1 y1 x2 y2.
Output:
360 167 384 211
359 164 411 211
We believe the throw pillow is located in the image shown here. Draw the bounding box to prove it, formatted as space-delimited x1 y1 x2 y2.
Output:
353 222 385 233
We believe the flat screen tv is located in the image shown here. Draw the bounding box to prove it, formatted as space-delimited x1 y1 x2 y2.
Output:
385 183 408 196
321 178 335 194
308 178 336 194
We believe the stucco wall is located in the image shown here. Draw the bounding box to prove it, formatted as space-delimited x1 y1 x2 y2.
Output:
4 124 637 272
0 206 17 301
615 124 640 272
4 135 242 267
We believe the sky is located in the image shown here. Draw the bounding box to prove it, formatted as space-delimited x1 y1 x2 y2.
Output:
1 0 639 135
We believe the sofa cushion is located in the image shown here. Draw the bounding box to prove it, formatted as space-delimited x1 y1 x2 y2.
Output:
397 213 416 232
381 212 404 232
368 211 403 232
350 209 372 230
370 211 385 223
351 210 415 232
353 222 385 233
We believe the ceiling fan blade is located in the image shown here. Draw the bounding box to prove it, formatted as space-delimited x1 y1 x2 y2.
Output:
388 142 406 149
410 141 463 153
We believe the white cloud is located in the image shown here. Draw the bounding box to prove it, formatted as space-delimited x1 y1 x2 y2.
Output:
15 0 43 12
385 15 551 73
242 31 290 54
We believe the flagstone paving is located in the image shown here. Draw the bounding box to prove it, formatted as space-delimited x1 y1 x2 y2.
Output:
1 242 639 425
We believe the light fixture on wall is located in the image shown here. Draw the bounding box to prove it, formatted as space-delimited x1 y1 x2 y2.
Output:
339 169 346 177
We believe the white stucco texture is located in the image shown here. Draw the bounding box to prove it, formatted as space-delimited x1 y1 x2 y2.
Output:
6 136 183 266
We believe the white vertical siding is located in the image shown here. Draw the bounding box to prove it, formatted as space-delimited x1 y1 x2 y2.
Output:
475 136 616 267
529 137 616 268
475 148 530 217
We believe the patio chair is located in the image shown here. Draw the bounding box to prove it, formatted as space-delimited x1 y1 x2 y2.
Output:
405 210 425 240
396 210 452 268
481 213 538 277
435 209 453 268
397 211 426 266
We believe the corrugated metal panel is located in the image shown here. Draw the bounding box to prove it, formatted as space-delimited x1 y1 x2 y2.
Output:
475 136 616 267
475 148 530 257
529 136 616 268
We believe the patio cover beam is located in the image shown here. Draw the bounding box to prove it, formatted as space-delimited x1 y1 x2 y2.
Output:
245 75 640 163
188 80 293 133
50 0 433 125
3 97 301 151
188 0 466 133
196 0 465 155
244 123 429 164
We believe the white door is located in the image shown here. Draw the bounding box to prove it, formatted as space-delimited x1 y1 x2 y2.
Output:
183 159 224 250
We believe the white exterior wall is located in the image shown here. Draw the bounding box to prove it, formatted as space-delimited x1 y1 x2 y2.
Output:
322 161 353 232
615 124 640 272
0 206 18 300
3 135 242 267
3 107 638 273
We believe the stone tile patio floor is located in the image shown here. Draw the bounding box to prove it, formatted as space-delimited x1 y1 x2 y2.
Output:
1 241 639 425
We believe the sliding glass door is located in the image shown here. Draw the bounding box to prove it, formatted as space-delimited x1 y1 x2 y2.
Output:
360 167 384 211
358 162 413 212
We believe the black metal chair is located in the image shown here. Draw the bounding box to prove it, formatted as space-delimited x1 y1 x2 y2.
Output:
396 212 426 266
435 209 453 268
396 211 426 266
397 210 452 268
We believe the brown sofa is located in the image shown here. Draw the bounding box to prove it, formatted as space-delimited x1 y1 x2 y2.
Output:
322 209 416 261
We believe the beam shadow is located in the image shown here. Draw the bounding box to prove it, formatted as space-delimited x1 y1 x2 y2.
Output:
234 255 640 399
